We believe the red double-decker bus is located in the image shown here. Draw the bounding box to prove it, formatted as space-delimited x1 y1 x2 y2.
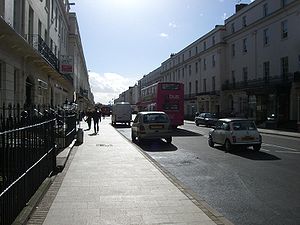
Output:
138 82 184 128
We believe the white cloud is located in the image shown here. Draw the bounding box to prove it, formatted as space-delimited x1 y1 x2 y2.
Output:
88 72 134 104
168 22 177 28
160 32 169 38
223 12 227 20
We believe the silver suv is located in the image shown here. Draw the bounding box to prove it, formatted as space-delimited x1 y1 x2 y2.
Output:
131 111 172 143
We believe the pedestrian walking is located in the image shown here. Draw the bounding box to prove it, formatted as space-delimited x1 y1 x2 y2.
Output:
84 110 92 130
92 107 102 134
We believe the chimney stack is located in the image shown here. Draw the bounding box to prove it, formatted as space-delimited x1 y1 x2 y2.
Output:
235 3 248 13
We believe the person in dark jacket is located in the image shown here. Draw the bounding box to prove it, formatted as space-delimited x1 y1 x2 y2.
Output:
92 107 102 134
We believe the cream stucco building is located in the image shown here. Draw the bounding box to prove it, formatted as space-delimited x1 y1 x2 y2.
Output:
0 0 93 111
121 0 300 128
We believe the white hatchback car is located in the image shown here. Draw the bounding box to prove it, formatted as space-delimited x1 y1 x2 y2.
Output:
208 118 262 152
131 111 172 143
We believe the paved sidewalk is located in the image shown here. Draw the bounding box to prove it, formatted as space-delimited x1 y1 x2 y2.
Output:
29 119 232 225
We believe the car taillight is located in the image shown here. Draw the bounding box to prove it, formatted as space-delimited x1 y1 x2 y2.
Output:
232 136 236 143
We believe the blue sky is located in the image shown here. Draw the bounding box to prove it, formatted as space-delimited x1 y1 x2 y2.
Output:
71 0 254 104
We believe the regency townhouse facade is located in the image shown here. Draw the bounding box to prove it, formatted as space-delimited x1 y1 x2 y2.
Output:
160 25 227 119
222 0 300 124
68 12 94 111
123 0 300 127
0 0 93 110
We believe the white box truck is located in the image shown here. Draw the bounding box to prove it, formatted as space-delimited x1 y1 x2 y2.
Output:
111 102 132 126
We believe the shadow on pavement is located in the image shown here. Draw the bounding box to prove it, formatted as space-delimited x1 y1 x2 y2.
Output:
213 146 281 161
172 128 202 137
111 124 131 128
137 139 178 152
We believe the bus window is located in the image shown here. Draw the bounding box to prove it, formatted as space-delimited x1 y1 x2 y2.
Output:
161 83 180 90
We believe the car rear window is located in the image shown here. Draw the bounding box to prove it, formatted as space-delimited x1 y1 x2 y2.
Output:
143 114 169 123
232 121 257 130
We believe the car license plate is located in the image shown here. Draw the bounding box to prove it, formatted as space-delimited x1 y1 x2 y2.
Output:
150 125 163 129
242 136 254 141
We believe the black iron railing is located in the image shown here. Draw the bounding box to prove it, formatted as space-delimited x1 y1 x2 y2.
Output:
0 119 56 225
0 103 77 225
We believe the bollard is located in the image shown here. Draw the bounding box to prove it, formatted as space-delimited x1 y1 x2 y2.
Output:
76 128 84 145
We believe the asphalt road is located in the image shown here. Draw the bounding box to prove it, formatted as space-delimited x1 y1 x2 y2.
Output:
115 122 300 225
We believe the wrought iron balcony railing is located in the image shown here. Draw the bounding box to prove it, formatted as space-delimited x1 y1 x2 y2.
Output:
27 34 59 71
222 73 294 91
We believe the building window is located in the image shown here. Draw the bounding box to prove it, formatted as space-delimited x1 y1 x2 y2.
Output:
55 7 58 28
189 50 191 58
0 62 2 90
263 3 268 17
195 80 198 94
231 70 236 86
195 46 198 54
242 16 247 27
212 76 215 91
243 38 247 53
231 23 235 33
203 41 206 50
45 0 50 10
232 44 235 57
263 28 269 45
189 65 192 75
212 36 215 45
281 56 289 77
203 79 207 92
195 62 198 73
203 58 207 70
182 68 185 79
189 82 192 95
243 67 248 83
50 39 53 52
281 0 287 8
263 61 270 81
182 54 184 62
281 20 288 39
51 0 54 20
212 55 216 67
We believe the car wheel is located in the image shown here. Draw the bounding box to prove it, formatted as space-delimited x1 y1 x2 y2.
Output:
195 121 200 126
166 137 172 144
224 139 232 152
208 137 214 147
131 131 136 142
253 144 261 151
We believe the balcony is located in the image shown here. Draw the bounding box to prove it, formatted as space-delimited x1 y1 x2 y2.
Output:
27 34 59 71
222 74 294 91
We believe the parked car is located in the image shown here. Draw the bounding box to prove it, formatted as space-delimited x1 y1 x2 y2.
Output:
208 118 262 152
195 112 218 127
131 111 172 143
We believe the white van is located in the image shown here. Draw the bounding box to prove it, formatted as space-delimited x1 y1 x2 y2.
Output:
111 102 132 126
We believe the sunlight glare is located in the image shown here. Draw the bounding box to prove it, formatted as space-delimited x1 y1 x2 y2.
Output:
111 0 140 7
